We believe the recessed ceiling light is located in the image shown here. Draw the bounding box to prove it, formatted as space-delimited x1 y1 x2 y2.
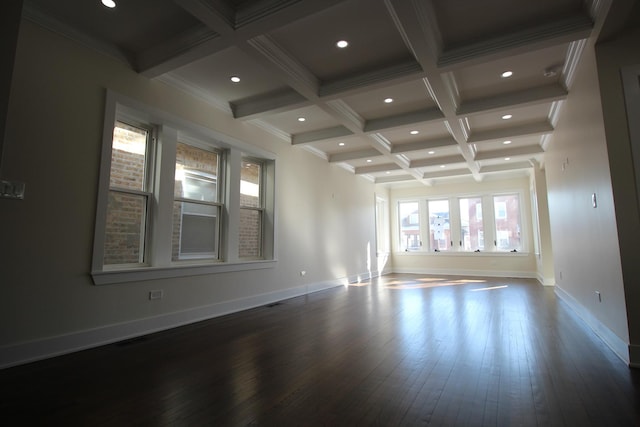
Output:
384 98 394 104
503 140 512 145
428 151 435 154
505 157 511 161
502 114 512 120
410 130 419 135
336 40 349 48
297 117 306 122
366 159 372 163
501 71 513 78
440 165 446 168
386 171 391 174
101 0 116 8
230 76 240 83
338 142 345 146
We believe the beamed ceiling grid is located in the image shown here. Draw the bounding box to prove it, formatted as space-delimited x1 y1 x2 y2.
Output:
24 0 611 185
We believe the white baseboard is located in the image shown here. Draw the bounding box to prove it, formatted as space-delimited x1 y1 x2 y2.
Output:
391 267 537 280
555 285 630 366
0 276 357 369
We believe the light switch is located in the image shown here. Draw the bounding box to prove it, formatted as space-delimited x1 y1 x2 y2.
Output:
592 192 597 208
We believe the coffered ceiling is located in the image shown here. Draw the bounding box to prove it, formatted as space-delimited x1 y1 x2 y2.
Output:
23 0 612 185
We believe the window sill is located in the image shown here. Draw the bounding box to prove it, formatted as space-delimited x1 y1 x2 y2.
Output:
91 259 277 285
395 250 529 257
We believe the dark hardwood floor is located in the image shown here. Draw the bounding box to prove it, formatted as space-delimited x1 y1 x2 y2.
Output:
2 274 640 426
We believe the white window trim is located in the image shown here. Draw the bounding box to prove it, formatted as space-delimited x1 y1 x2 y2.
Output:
91 91 277 285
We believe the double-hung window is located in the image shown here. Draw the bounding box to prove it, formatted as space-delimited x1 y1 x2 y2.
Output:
239 159 264 259
493 194 522 251
92 92 276 284
103 121 154 266
395 191 526 253
172 143 222 261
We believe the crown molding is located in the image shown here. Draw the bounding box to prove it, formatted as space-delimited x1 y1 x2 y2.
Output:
562 39 587 90
325 100 365 131
23 2 134 67
231 88 309 119
247 34 319 97
250 119 291 142
302 145 329 161
157 73 231 113
369 133 393 153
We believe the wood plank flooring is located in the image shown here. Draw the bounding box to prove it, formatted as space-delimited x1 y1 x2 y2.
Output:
1 274 639 426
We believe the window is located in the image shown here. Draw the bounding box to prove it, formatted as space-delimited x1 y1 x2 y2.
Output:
459 197 484 251
399 201 421 251
394 191 527 254
493 194 522 251
172 143 222 261
239 159 263 259
103 121 154 266
428 200 450 251
92 92 276 284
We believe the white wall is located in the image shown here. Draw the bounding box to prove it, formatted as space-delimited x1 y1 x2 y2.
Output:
596 27 640 366
0 20 378 367
388 176 538 279
544 39 629 363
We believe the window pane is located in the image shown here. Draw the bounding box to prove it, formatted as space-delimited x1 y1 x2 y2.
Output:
104 191 146 265
239 208 262 258
175 143 218 202
110 122 148 191
429 200 450 251
241 160 261 208
493 194 522 251
460 197 484 250
172 201 219 260
399 201 420 251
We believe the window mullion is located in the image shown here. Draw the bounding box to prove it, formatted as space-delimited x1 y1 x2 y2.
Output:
225 149 242 263
150 125 177 267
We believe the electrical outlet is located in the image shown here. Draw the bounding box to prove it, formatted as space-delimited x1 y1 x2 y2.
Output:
596 291 602 303
149 290 163 300
0 180 26 200
300 270 306 277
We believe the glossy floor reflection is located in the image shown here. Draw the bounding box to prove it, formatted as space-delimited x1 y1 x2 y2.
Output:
2 274 639 426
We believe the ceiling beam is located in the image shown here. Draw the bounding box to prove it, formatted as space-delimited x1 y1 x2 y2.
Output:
410 154 467 168
457 84 568 117
438 15 593 71
355 163 403 175
479 161 533 173
390 136 457 153
231 88 309 119
474 145 544 161
139 0 350 76
422 168 471 180
364 107 444 133
291 126 353 145
467 121 554 143
329 148 383 163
